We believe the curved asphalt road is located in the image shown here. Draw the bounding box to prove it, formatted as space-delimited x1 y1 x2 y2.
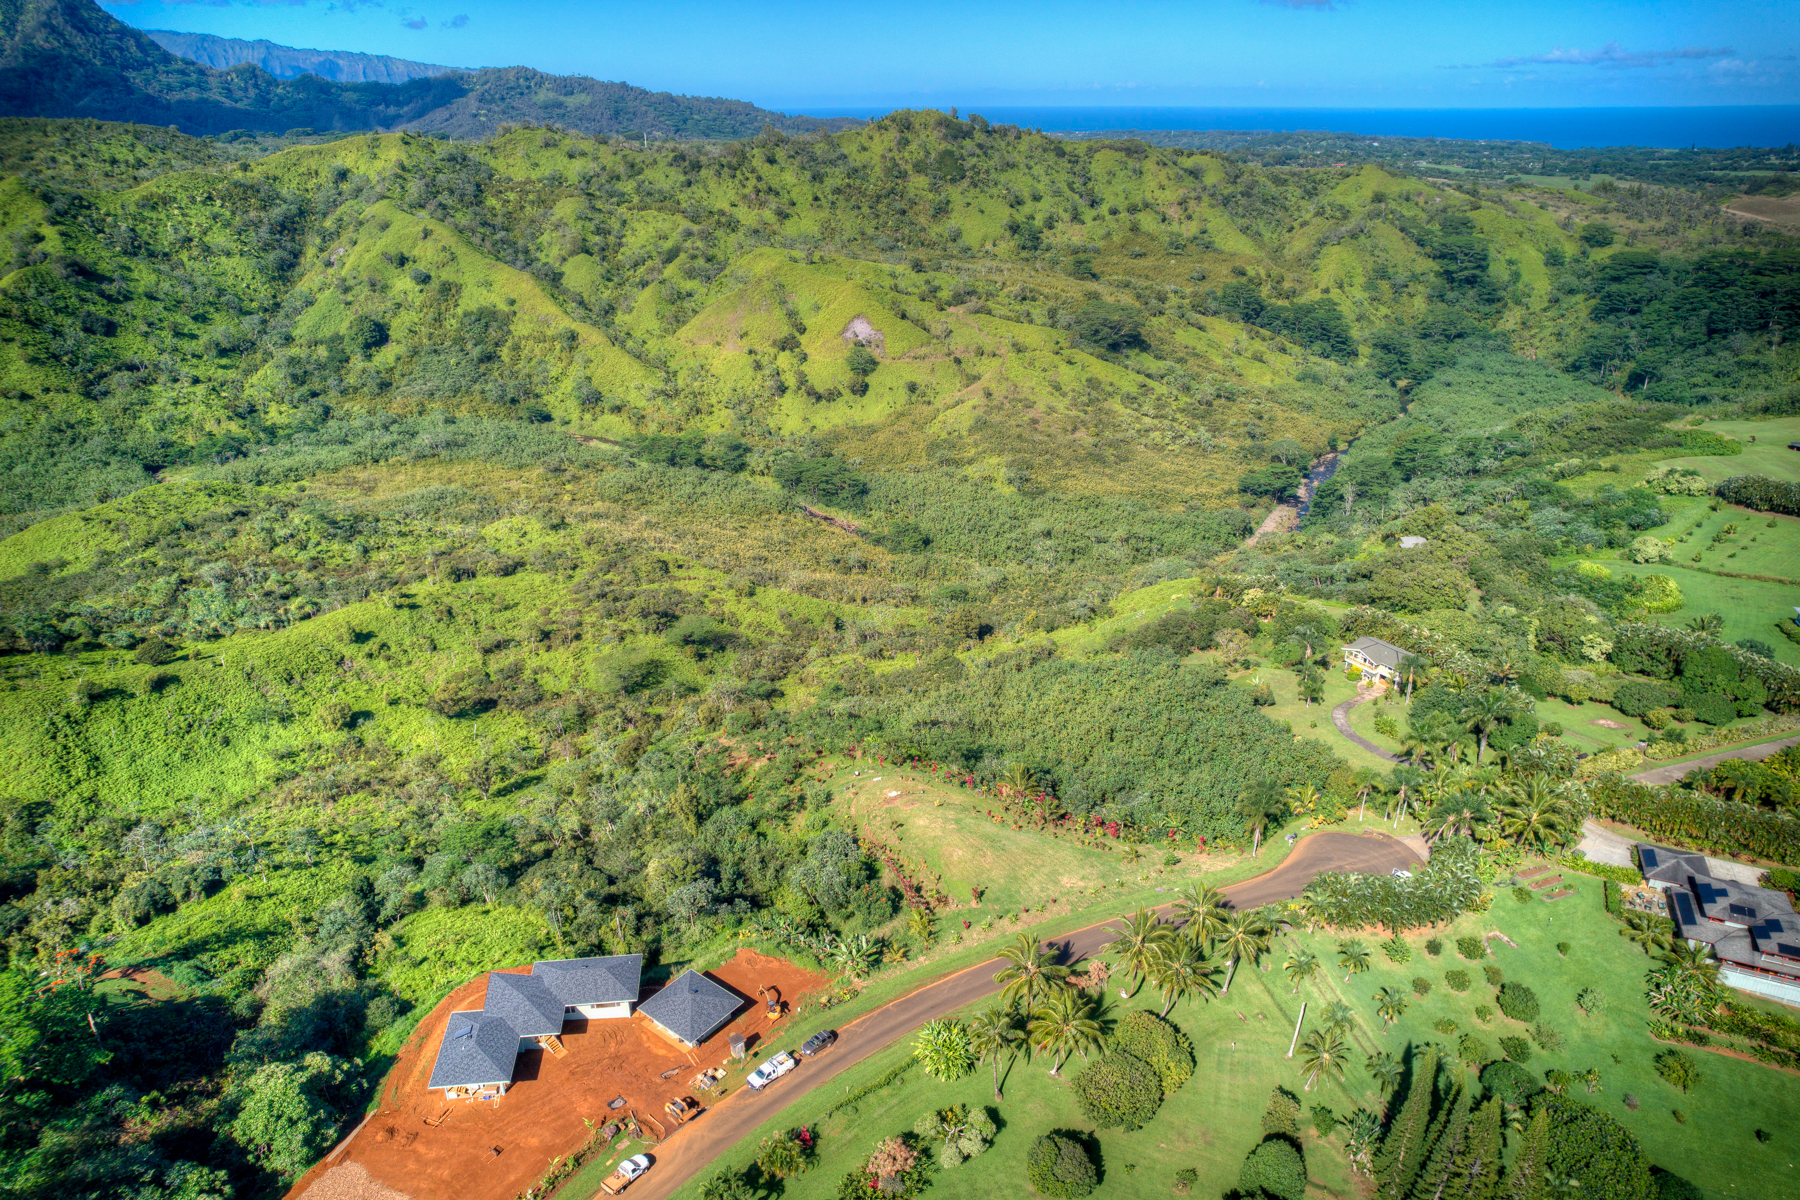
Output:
607 831 1420 1200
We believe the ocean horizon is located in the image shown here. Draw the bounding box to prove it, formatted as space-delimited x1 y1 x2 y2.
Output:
790 105 1800 150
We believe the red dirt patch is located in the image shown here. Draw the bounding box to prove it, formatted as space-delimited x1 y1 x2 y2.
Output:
287 950 830 1200
98 965 184 1002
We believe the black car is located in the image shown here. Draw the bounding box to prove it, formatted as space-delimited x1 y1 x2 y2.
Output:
800 1029 838 1057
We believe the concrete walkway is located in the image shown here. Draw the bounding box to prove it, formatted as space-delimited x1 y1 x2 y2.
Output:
1331 692 1401 763
1576 819 1767 886
614 831 1422 1200
1627 734 1800 786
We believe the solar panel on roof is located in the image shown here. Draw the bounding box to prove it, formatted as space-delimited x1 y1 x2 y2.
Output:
1779 943 1800 959
1641 848 1659 868
1673 892 1698 924
1730 903 1757 918
452 1025 473 1040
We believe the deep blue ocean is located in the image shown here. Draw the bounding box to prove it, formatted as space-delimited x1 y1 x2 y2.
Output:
795 105 1800 150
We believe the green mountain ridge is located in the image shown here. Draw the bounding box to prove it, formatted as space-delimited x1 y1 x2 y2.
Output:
0 0 858 138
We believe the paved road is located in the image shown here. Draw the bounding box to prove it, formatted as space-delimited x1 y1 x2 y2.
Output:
1331 694 1401 763
1627 734 1800 786
609 831 1421 1200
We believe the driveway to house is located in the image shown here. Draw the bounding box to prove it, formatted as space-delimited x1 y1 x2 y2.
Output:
1626 734 1800 787
1331 694 1401 763
606 831 1421 1200
1576 819 1768 887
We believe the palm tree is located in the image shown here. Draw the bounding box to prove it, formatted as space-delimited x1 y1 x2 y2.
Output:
1336 939 1371 981
1686 612 1724 634
1174 883 1230 952
1660 939 1721 990
1373 985 1409 1029
1620 911 1671 957
1365 1050 1402 1095
1402 712 1458 767
968 1006 1023 1103
1460 690 1517 763
1388 765 1424 825
1297 1030 1350 1091
1319 1000 1356 1035
1148 938 1220 1018
1237 781 1290 857
1218 910 1272 996
1498 775 1568 853
1284 950 1321 994
1290 623 1320 663
1107 908 1175 998
993 932 1070 1012
907 907 937 942
1350 769 1385 821
1028 988 1107 1076
1421 796 1491 843
1286 782 1322 815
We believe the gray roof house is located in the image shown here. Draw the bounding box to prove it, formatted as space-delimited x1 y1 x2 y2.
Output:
426 953 645 1097
1638 843 1800 1005
534 954 644 1011
482 972 567 1041
1343 636 1407 680
427 1012 521 1092
638 969 744 1048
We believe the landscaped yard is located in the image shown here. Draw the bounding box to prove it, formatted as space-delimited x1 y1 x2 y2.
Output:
663 869 1800 1200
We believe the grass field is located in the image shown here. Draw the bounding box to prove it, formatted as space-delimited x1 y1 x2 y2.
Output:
1603 559 1800 667
654 870 1800 1200
1651 419 1800 484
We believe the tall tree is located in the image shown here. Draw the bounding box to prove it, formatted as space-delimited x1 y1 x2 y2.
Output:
1218 910 1272 996
1148 938 1219 1017
1107 908 1175 998
1174 882 1230 951
1405 1079 1469 1200
1459 691 1516 764
1456 1096 1505 1200
968 1006 1023 1103
1503 1105 1551 1200
1374 1048 1438 1198
993 932 1069 1013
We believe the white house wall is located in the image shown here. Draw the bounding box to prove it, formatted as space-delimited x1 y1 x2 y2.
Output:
570 1002 631 1019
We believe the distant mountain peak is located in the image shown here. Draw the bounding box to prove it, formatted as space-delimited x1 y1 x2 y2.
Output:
143 29 461 86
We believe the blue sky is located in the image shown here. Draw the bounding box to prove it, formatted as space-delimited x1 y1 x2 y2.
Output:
101 0 1800 111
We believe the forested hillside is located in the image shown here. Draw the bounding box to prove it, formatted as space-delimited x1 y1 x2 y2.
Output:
1 100 1798 1200
0 0 853 138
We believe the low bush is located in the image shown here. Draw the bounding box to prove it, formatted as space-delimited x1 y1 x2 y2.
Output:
1484 965 1504 987
1027 1133 1098 1198
1499 1035 1532 1063
1577 987 1607 1016
1459 1033 1492 1064
1111 1010 1194 1095
1655 1049 1702 1093
1412 976 1433 997
1475 1004 1495 1022
1383 936 1412 964
1497 981 1540 1022
1445 969 1471 992
1533 1023 1565 1053
1237 1138 1306 1200
1072 1052 1163 1130
1424 938 1443 956
1480 1059 1540 1105
1456 935 1486 960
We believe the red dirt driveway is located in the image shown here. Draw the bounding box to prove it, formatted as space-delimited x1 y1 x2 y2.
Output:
288 949 828 1200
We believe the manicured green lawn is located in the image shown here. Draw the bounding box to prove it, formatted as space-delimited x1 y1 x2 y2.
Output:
1650 418 1800 485
1605 559 1800 667
659 871 1800 1200
1255 662 1396 775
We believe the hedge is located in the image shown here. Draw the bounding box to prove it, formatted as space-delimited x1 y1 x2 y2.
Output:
1717 475 1800 516
1588 778 1800 866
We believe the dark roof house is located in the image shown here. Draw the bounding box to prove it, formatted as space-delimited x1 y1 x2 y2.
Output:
533 954 643 1008
427 1011 521 1090
1638 842 1800 994
638 968 744 1047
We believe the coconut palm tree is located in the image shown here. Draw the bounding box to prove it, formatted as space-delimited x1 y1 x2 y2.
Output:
1365 1050 1402 1096
1283 950 1321 994
1028 988 1107 1076
1421 795 1492 843
993 932 1070 1012
1319 1000 1356 1035
1297 1030 1350 1091
968 1006 1023 1103
1174 883 1230 952
1237 782 1290 857
1660 939 1722 990
1373 985 1409 1029
1388 765 1424 825
1290 623 1320 663
1107 908 1175 998
1459 690 1517 763
1147 938 1220 1018
1350 769 1385 821
1218 910 1272 996
1337 939 1372 982
1498 775 1569 853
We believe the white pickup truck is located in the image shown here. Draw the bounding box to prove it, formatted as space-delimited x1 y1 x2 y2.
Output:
746 1050 796 1090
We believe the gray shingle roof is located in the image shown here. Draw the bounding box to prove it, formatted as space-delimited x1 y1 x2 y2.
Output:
1344 637 1406 669
427 1011 519 1089
482 971 565 1038
638 969 743 1046
532 954 643 1008
1644 842 1800 980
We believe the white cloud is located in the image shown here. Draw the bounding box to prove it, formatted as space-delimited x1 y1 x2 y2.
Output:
1472 41 1735 70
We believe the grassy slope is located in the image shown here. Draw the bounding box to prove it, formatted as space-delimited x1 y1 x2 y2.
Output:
652 872 1800 1200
